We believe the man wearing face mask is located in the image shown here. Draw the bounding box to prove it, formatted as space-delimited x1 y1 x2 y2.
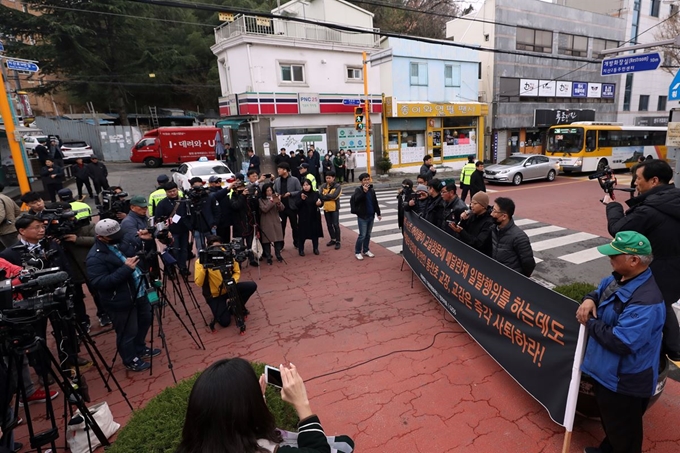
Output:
86 219 159 372
490 197 535 277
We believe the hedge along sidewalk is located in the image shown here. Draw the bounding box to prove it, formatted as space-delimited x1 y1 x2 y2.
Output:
109 363 298 453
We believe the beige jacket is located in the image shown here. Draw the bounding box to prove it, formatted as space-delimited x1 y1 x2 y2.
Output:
0 193 22 236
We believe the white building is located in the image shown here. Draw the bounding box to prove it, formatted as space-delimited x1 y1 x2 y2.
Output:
210 0 382 171
558 0 673 126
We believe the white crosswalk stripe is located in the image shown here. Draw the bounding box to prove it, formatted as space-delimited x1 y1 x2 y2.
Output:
335 189 609 272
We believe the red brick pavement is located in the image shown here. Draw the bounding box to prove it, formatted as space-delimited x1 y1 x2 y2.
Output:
11 226 680 452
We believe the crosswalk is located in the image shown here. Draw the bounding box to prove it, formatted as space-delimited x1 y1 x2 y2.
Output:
336 188 611 285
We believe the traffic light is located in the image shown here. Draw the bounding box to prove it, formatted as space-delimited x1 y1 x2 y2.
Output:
354 107 365 131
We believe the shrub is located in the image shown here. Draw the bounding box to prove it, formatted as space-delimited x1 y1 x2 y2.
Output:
553 282 597 303
376 155 392 174
109 362 298 453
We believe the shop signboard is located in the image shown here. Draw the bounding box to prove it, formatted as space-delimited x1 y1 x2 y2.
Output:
275 133 327 154
298 93 320 114
534 109 595 127
572 82 588 98
337 127 374 152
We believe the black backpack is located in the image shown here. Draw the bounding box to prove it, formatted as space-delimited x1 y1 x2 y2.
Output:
350 191 359 215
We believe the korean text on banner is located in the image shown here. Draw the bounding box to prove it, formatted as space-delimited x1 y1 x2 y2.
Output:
402 212 581 426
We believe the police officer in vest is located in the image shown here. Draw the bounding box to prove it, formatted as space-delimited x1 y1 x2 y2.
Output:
298 163 317 191
58 188 92 220
148 175 170 218
459 155 477 203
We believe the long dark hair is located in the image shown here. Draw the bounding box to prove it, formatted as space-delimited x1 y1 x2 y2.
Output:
260 182 275 199
176 358 282 453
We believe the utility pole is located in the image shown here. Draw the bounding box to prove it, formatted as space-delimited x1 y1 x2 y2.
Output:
0 67 31 194
363 51 371 175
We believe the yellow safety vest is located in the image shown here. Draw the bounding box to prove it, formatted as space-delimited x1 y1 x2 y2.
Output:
69 201 92 220
304 172 317 191
461 162 476 186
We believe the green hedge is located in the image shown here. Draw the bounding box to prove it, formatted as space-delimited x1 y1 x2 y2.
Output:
109 362 299 453
553 282 597 303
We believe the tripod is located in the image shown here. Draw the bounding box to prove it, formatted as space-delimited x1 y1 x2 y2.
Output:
160 248 209 330
1 321 108 453
211 267 248 335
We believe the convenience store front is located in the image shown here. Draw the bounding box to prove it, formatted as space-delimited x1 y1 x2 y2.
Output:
382 97 487 170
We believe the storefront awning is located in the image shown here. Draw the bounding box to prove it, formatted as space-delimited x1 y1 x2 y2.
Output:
301 135 323 142
215 118 249 129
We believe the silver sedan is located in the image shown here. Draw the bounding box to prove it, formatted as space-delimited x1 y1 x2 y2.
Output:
483 154 560 185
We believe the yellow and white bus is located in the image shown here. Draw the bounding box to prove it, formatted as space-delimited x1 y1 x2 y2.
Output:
546 122 667 173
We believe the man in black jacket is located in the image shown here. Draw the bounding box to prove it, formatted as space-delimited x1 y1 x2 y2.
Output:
469 161 486 199
71 158 94 199
440 182 468 231
88 156 110 199
352 173 381 260
86 219 158 372
449 192 494 256
419 155 437 182
274 148 290 167
605 159 680 362
422 178 445 228
490 197 536 277
247 148 260 174
154 182 191 275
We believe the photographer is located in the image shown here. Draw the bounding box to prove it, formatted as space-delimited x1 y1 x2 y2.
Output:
193 235 257 328
605 159 680 363
404 185 429 216
86 219 159 372
120 195 156 252
186 178 218 252
154 182 192 276
110 186 131 221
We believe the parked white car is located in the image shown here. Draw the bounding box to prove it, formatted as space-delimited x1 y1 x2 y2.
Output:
60 141 94 163
22 135 49 152
171 160 236 191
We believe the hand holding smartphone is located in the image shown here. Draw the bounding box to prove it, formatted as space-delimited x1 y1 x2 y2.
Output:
264 365 283 388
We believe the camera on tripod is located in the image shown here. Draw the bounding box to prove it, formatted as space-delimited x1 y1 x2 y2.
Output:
148 216 173 245
38 207 89 239
97 189 128 220
187 186 209 205
198 242 248 275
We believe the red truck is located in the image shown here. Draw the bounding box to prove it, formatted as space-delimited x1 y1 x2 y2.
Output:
130 127 222 167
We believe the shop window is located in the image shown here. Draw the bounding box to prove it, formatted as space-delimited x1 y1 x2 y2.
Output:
388 132 400 148
443 117 477 128
410 62 428 86
516 27 553 53
445 64 461 87
558 33 588 57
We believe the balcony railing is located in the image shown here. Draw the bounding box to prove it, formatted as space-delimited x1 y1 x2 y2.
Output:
215 15 380 48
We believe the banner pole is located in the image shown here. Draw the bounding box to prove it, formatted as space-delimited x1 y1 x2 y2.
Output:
561 324 587 453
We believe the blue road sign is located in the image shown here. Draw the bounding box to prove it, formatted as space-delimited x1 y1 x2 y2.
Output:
601 52 661 76
342 99 362 106
0 42 4 52
669 71 680 101
5 60 39 72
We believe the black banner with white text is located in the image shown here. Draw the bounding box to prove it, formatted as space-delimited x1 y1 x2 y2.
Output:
403 212 582 426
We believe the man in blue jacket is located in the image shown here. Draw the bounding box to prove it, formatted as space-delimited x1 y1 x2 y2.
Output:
576 231 665 453
86 219 160 372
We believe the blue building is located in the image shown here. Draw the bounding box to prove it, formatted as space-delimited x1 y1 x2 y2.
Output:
374 37 486 170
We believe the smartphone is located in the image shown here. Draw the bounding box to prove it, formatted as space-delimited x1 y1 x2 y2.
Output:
264 365 282 388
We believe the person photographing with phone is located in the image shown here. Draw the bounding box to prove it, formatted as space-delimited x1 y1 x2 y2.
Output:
350 173 381 260
176 358 339 453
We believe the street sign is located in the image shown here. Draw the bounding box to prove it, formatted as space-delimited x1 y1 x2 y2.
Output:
666 121 680 147
669 71 680 101
0 42 4 52
600 52 661 76
342 99 362 106
5 60 39 72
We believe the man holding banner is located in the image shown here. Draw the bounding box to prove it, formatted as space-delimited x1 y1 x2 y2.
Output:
576 231 664 453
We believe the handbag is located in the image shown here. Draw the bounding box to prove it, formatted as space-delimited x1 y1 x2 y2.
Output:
67 401 120 453
251 235 263 260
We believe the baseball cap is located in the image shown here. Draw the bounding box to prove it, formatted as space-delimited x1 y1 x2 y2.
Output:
597 231 652 256
57 188 73 200
95 218 125 241
130 195 149 207
157 175 170 184
208 175 222 183
298 163 310 170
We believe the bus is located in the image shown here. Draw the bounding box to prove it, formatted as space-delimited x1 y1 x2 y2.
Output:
546 122 667 173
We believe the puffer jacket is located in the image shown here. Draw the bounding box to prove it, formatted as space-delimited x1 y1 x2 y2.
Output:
86 238 140 312
606 184 680 306
458 209 494 256
491 219 536 277
422 195 444 228
581 269 665 398
442 196 468 226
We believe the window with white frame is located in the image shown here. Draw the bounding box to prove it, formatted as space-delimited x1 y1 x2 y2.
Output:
280 63 305 83
346 67 362 81
444 64 461 87
410 62 428 86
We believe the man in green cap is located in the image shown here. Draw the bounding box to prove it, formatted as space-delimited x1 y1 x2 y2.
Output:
576 231 665 453
120 195 155 253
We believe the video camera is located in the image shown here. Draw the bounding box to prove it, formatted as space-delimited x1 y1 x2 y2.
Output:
589 166 634 198
198 242 248 277
38 207 89 239
148 216 173 246
0 267 72 318
187 185 209 205
97 189 128 220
